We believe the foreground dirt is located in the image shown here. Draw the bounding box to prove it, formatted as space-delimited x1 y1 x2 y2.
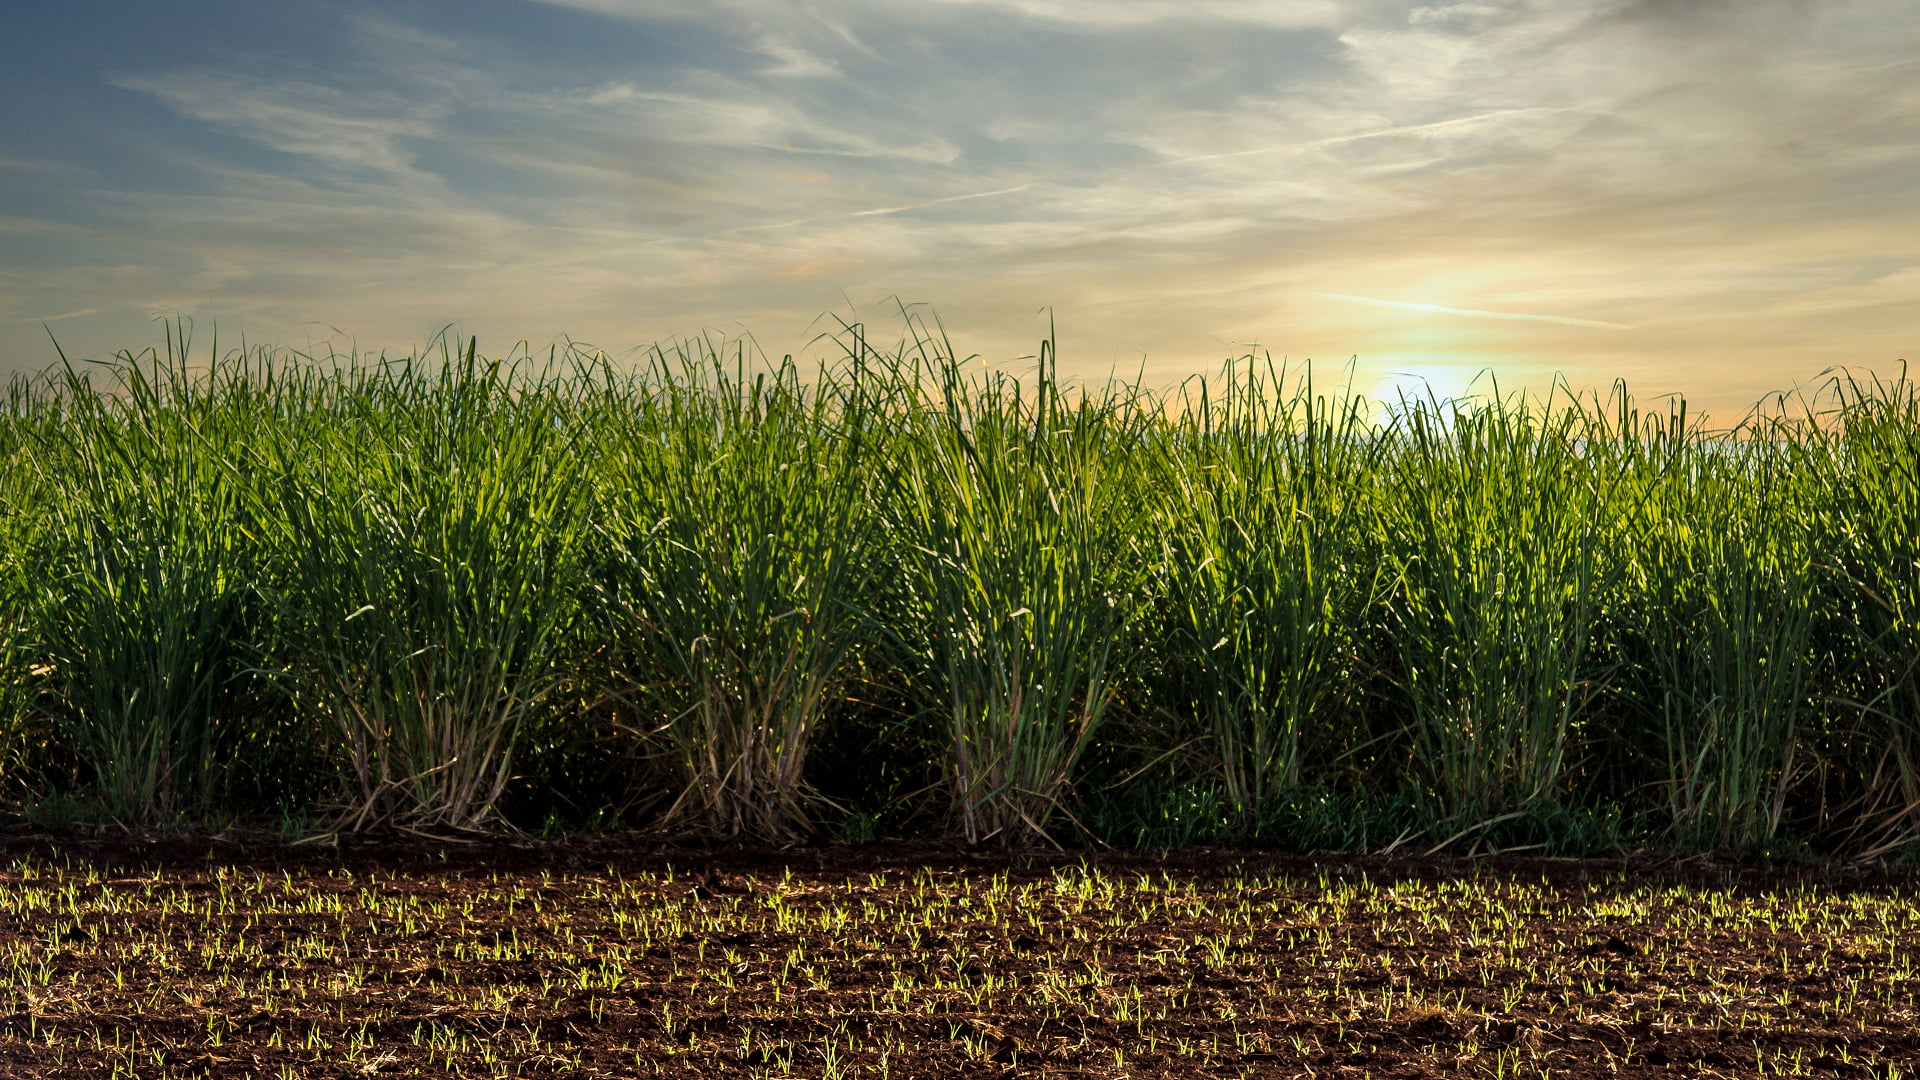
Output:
0 829 1916 1078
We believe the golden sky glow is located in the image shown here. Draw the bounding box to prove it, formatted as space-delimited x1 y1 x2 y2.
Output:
1 0 1914 417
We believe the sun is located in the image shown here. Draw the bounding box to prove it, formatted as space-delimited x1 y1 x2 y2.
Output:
1366 361 1489 410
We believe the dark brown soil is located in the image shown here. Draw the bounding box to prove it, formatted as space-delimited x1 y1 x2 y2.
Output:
2 826 1916 1078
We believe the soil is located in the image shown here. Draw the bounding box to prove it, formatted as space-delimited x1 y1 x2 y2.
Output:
1 826 1916 1078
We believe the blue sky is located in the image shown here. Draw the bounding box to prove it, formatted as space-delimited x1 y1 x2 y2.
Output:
3 0 1916 413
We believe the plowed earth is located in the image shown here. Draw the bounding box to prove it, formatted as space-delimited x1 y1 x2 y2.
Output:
1 829 1916 1078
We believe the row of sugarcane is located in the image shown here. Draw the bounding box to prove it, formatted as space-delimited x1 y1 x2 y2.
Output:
0 315 1916 854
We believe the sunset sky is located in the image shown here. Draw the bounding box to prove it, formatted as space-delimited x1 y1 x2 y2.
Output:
2 0 1914 415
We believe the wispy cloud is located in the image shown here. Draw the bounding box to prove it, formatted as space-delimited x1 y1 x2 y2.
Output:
1316 293 1633 330
916 0 1348 27
2 307 105 325
113 72 444 179
0 214 89 235
732 184 1037 236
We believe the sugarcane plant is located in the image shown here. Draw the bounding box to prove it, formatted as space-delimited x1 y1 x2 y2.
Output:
264 340 594 833
1621 400 1819 852
1812 368 1920 855
1148 358 1384 835
590 339 878 841
887 318 1147 845
1379 382 1623 834
21 339 260 824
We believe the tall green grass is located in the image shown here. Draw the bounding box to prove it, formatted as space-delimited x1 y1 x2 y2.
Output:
1617 402 1821 851
1145 361 1383 835
3 319 1917 856
886 324 1150 845
261 341 594 833
0 375 40 799
1377 385 1624 834
20 341 263 823
1816 369 1920 854
590 340 877 841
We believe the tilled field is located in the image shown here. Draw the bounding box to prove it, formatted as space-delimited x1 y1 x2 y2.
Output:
1 832 1916 1078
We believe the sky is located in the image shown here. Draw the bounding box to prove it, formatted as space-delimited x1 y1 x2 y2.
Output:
2 0 1915 415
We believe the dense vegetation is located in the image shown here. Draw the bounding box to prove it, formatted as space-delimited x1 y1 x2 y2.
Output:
1 315 1916 857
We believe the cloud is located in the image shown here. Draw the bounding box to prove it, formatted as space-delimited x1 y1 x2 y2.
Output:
731 183 1036 237
113 72 444 179
1 307 106 326
1316 293 1633 330
527 0 1345 26
0 156 95 178
0 214 89 235
914 0 1348 27
753 35 842 78
573 81 959 163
